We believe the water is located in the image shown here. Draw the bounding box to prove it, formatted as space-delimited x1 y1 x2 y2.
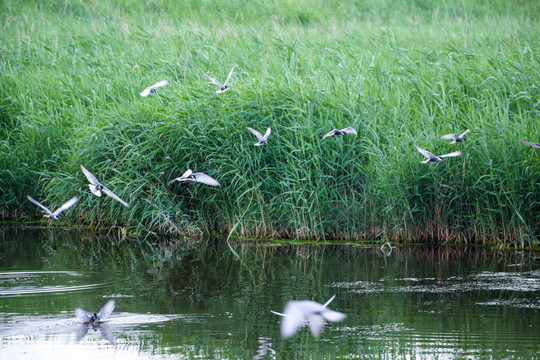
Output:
0 228 539 359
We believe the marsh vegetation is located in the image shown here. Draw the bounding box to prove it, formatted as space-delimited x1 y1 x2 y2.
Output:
1 0 539 247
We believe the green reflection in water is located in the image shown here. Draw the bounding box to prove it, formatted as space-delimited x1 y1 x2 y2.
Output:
0 228 539 359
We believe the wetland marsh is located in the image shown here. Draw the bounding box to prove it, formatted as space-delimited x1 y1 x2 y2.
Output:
1 0 539 246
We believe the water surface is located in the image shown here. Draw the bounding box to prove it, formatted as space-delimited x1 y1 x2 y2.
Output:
0 228 539 359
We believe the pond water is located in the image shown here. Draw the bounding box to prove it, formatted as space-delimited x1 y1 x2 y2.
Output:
0 228 539 359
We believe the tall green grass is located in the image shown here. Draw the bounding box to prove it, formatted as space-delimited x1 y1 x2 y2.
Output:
1 0 539 247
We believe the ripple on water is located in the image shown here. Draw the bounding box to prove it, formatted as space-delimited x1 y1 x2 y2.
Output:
0 271 102 297
0 312 190 338
330 270 540 304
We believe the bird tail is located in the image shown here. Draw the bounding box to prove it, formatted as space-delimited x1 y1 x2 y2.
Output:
321 309 346 322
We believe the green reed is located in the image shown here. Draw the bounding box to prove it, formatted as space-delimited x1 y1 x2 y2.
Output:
1 0 539 247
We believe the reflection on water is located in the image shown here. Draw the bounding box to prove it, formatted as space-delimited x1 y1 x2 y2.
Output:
0 228 539 359
76 323 116 345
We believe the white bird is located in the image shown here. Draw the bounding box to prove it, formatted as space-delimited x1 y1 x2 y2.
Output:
75 300 116 325
203 67 235 94
414 145 462 163
441 129 471 144
522 141 540 148
81 165 130 208
26 195 79 220
272 295 346 339
168 169 220 186
321 127 357 140
246 127 271 146
140 80 169 97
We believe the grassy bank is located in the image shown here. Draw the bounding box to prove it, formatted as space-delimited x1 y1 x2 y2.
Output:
1 0 539 247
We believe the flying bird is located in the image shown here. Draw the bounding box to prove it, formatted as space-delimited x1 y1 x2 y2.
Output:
26 195 78 220
271 295 346 339
522 141 540 148
441 129 471 144
140 80 169 97
75 300 116 325
246 127 271 146
414 145 462 163
81 165 130 208
321 127 357 140
203 67 235 94
168 169 220 186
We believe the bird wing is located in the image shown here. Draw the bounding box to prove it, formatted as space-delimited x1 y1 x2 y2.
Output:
152 80 169 88
341 127 357 136
441 134 459 140
168 177 182 186
321 308 346 322
522 141 540 148
281 302 306 339
203 73 224 87
80 165 100 186
52 196 79 216
75 308 92 323
459 129 471 138
439 150 462 158
75 324 90 342
223 66 235 86
306 314 325 338
414 145 436 160
247 127 264 141
97 300 116 321
181 169 193 178
192 173 220 186
139 87 152 97
140 80 169 96
102 187 130 208
321 130 336 140
26 195 53 216
262 127 272 140
99 323 116 345
322 295 336 308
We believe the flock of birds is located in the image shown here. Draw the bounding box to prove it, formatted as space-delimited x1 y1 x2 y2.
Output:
23 67 538 343
25 66 539 222
76 295 346 343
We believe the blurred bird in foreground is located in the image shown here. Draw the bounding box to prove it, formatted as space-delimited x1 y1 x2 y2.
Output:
75 299 116 325
271 295 346 338
75 300 116 345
